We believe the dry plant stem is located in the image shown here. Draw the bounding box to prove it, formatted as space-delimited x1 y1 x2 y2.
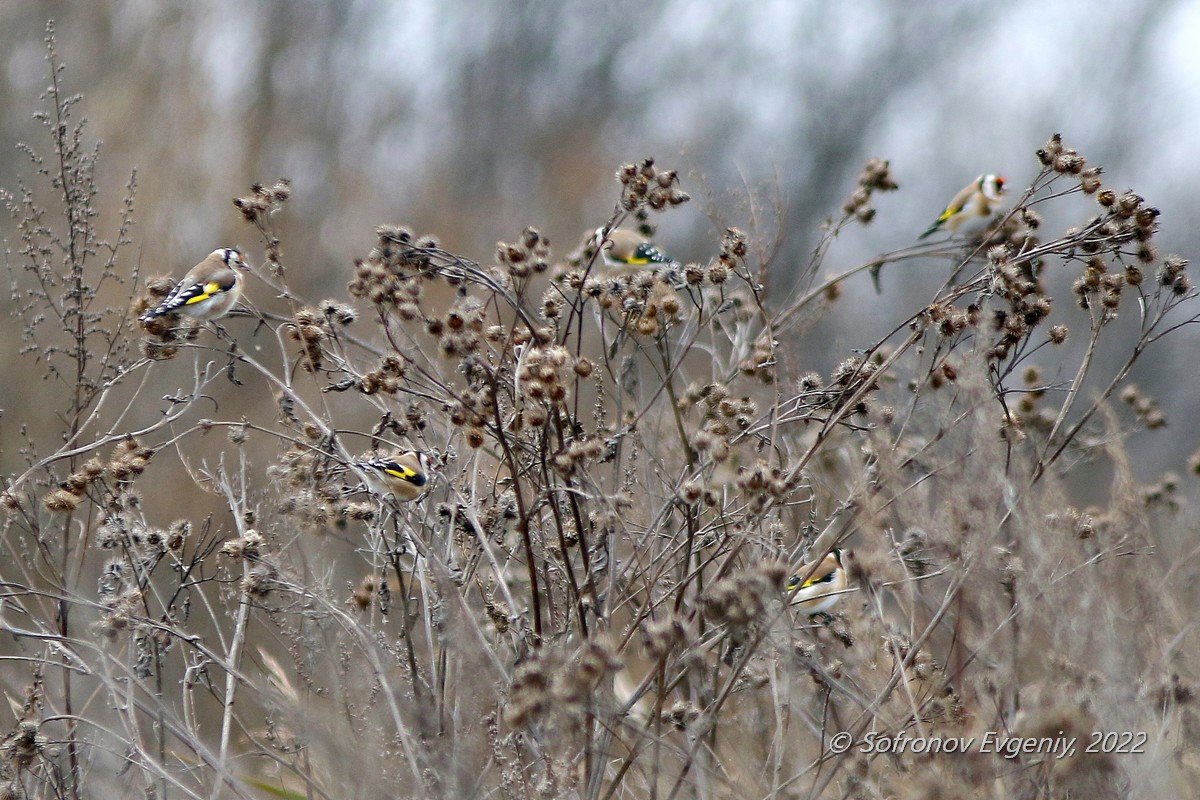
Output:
489 381 544 642
7 357 217 496
2 589 253 796
797 570 968 800
210 467 252 800
1037 311 1104 469
1037 301 1193 478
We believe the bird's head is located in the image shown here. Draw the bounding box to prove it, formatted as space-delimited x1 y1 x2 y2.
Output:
982 174 1007 201
216 248 250 271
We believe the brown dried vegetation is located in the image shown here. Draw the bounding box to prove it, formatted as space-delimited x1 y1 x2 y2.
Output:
1 29 1199 800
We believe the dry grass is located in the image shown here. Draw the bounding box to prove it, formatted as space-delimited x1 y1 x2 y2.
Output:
2 25 1199 800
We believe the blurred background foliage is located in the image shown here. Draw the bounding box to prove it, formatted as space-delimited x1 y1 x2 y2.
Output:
0 0 1196 487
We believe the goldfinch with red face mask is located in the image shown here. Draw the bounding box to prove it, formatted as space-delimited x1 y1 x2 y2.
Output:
787 549 849 614
919 174 1007 239
355 451 431 502
140 248 250 323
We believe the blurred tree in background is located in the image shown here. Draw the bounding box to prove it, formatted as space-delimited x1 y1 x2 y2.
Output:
1 1 1194 456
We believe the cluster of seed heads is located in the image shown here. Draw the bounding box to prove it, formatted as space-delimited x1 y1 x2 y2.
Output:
842 156 899 223
700 570 774 633
43 438 152 513
1119 384 1166 430
358 354 407 395
793 357 881 418
1029 134 1193 308
427 296 487 358
503 641 620 728
985 246 1054 360
232 179 292 225
288 302 353 372
348 226 441 307
616 158 689 212
497 227 551 280
233 179 291 268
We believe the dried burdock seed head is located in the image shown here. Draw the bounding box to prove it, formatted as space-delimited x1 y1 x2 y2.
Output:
1 491 21 512
635 316 659 336
80 457 104 480
1155 674 1197 708
43 488 80 512
1114 191 1143 219
798 372 823 392
999 412 1025 442
465 427 486 448
319 300 355 325
573 639 621 687
503 652 558 728
294 307 321 326
140 339 179 359
345 502 377 521
1053 152 1085 174
860 156 899 191
1079 167 1103 193
1160 254 1188 284
642 616 687 659
1037 133 1064 164
350 574 379 612
831 357 862 386
221 529 265 560
7 720 46 768
241 562 279 597
679 480 703 504
700 571 772 631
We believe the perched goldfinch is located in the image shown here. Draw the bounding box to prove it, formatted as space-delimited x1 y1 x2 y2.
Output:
355 451 431 502
593 228 675 271
584 227 689 293
140 248 249 323
787 549 848 614
919 174 1007 239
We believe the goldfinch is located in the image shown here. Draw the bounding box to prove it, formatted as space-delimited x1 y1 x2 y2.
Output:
585 227 688 291
919 174 1007 239
787 549 848 614
140 248 249 323
594 228 674 271
355 451 431 502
